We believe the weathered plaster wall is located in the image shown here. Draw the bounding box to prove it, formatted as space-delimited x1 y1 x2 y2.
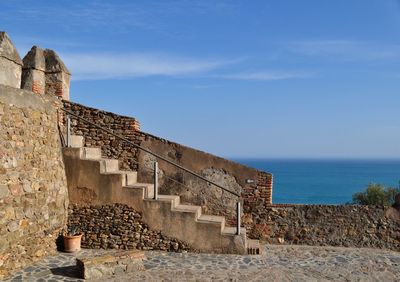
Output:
246 204 400 251
136 132 273 225
0 85 69 278
68 204 194 252
62 101 273 226
0 32 22 88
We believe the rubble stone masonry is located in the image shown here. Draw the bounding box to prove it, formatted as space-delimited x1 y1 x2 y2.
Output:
0 85 69 278
246 204 400 251
68 204 194 252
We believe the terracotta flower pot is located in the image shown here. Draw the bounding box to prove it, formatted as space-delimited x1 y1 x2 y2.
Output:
63 233 83 253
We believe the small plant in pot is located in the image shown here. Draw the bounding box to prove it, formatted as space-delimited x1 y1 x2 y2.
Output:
63 226 83 253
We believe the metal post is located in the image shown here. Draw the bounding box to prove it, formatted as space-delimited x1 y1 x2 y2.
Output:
236 201 241 235
66 115 71 147
154 161 158 200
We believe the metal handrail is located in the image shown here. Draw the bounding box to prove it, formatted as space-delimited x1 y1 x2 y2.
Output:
60 108 240 198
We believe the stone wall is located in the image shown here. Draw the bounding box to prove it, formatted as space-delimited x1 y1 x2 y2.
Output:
0 32 22 88
62 100 141 171
68 204 194 252
136 132 273 225
0 85 69 278
246 204 400 251
62 101 273 226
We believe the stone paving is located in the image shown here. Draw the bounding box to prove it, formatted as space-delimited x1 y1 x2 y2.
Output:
4 244 400 281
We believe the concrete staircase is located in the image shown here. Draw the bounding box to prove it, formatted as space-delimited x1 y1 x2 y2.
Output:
63 135 260 255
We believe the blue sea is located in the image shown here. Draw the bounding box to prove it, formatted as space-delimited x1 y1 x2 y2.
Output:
235 159 400 205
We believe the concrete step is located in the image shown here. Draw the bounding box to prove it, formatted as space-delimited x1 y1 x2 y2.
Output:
82 147 102 159
64 134 84 148
157 195 180 208
197 215 225 232
173 204 202 218
98 159 119 173
118 171 138 186
128 183 155 199
222 226 238 236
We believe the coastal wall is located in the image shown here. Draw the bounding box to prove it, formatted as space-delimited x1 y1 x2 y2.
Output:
0 85 69 278
68 204 193 252
247 204 400 251
62 100 273 225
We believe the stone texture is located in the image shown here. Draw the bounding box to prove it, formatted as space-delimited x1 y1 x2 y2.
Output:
68 204 195 252
44 49 71 100
21 47 71 99
246 204 400 251
76 250 145 279
62 100 141 171
0 32 22 88
21 46 46 94
0 84 69 279
4 245 400 281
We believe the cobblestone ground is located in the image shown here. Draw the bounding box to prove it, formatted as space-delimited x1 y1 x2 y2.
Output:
4 245 400 281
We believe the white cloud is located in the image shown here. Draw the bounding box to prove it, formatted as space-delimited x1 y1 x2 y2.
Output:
62 52 234 80
217 71 315 81
290 40 400 61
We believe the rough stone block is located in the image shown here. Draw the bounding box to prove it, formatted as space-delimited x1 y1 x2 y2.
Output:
44 49 71 100
76 250 145 280
0 32 22 88
0 184 9 198
21 46 46 94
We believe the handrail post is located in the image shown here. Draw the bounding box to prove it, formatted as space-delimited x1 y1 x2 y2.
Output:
66 115 71 148
236 201 241 235
154 161 158 200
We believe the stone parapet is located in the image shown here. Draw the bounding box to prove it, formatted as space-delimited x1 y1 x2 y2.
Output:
21 46 46 94
246 204 400 251
21 47 71 99
0 32 22 88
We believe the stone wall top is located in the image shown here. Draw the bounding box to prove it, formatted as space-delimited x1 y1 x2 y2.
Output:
0 84 58 112
44 49 70 74
0 32 22 65
22 46 46 71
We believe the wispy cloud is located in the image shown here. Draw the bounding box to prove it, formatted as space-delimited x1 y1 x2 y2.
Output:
216 71 316 81
2 1 237 35
290 40 400 61
62 52 236 80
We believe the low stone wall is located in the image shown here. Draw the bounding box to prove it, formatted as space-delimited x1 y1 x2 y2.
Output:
62 100 141 171
62 101 273 227
246 204 400 251
68 204 195 252
0 85 69 278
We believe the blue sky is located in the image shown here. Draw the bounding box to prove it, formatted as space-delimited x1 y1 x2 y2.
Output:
2 0 400 159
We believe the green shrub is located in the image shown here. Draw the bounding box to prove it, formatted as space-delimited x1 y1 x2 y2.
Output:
351 183 400 206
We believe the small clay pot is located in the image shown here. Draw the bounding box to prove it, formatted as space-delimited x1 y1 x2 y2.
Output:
63 233 83 253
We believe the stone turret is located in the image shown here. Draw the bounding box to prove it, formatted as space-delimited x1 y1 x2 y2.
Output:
44 49 71 100
21 46 46 94
0 31 23 88
21 47 71 100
